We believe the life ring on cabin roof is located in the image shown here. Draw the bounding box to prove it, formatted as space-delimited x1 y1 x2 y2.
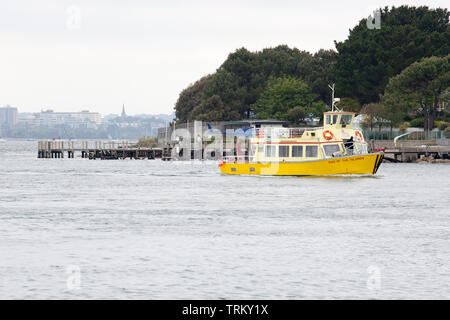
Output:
323 130 334 141
257 129 264 138
355 131 363 140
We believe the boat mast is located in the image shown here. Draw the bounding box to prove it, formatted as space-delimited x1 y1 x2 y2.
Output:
328 83 335 111
328 83 342 112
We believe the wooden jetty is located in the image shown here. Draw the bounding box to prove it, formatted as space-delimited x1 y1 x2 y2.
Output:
369 139 450 162
37 140 164 160
383 146 450 162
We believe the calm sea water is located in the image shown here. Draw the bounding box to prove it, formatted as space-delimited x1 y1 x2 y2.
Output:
0 140 449 299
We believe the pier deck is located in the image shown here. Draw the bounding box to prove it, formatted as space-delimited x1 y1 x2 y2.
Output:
383 146 450 162
37 140 164 160
370 139 450 162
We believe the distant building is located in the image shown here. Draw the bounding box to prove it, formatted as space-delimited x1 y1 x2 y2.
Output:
121 104 127 119
39 110 102 127
17 113 41 126
0 106 18 126
103 114 119 122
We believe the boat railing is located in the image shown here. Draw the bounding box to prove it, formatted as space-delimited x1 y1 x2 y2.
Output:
222 155 255 163
342 141 368 155
251 127 324 139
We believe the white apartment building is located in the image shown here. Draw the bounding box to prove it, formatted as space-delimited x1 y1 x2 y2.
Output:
39 110 102 126
17 113 41 126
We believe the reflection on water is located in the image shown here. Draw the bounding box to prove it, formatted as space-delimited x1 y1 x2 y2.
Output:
0 140 449 299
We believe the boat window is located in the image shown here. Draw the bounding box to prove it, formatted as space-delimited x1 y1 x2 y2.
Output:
323 144 341 157
258 143 264 153
279 145 289 157
292 145 303 157
340 114 353 125
305 146 318 157
326 114 339 125
265 145 276 157
249 144 256 157
333 115 338 124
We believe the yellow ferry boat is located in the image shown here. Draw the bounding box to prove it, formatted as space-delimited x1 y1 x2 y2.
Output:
219 110 383 176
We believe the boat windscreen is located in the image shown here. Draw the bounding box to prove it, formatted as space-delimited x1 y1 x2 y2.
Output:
323 144 341 157
340 115 353 125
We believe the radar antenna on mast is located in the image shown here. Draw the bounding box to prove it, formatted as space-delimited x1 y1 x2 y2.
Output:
328 83 342 112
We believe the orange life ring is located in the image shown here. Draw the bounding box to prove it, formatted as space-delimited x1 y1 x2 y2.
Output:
257 129 264 138
323 130 333 141
355 131 363 140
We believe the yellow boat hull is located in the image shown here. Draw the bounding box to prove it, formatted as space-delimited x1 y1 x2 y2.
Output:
220 154 384 176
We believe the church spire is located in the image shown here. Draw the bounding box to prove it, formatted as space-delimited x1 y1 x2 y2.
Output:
121 104 127 119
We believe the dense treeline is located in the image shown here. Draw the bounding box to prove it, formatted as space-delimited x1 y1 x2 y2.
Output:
335 6 449 104
382 55 449 131
176 47 336 122
175 6 450 130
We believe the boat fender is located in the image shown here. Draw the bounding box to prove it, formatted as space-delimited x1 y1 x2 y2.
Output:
323 130 333 140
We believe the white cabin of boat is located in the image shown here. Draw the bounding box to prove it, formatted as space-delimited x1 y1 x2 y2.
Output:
233 111 368 163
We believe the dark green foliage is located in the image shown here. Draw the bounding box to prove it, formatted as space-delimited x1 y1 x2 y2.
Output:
444 126 450 138
175 46 334 121
287 107 306 124
410 118 424 128
337 97 360 112
192 95 241 121
335 6 449 104
381 55 450 130
436 121 448 130
307 49 338 104
175 75 213 122
252 77 325 121
174 5 449 125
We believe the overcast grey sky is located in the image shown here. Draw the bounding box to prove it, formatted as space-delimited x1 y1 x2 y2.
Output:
0 0 447 115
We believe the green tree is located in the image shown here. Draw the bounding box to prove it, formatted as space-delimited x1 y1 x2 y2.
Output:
174 75 213 122
360 103 384 131
335 6 450 104
306 49 338 105
192 95 240 121
214 46 314 118
174 45 336 121
287 107 305 124
381 55 450 131
337 97 361 112
252 77 326 120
